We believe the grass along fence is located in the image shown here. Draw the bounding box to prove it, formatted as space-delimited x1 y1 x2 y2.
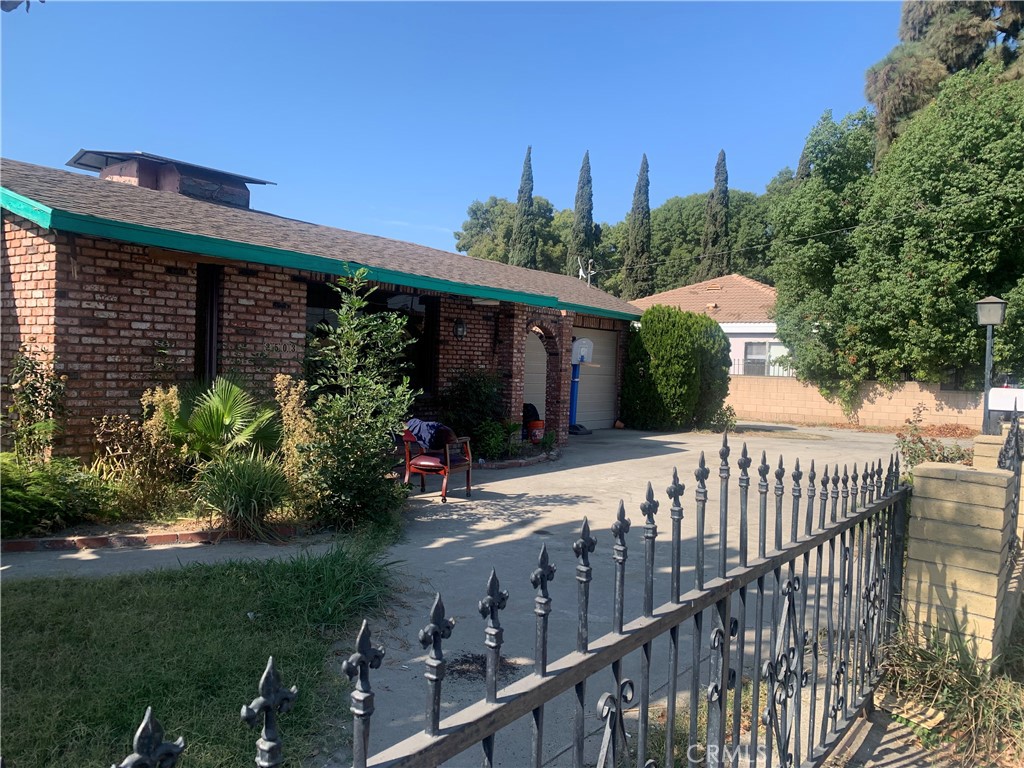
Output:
0 539 394 767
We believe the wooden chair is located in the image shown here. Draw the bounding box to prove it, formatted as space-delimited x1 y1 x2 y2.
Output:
402 429 472 503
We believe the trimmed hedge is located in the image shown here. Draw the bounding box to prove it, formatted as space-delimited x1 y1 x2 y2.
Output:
621 306 731 430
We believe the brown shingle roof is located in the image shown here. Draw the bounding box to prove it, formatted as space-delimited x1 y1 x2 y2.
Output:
0 158 639 319
629 274 776 322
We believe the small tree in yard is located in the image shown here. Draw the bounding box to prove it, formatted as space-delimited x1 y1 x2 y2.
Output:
299 270 417 529
622 306 731 430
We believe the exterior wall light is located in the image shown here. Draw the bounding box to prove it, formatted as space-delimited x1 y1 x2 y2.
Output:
453 318 468 341
976 295 1007 435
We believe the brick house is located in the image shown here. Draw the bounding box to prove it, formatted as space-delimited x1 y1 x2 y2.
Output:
631 274 792 377
1 152 639 457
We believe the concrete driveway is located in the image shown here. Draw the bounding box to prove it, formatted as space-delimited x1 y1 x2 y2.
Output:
344 423 901 767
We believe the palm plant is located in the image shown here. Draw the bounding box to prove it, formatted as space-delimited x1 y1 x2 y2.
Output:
168 377 280 464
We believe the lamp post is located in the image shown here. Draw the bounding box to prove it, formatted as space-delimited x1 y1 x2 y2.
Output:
976 295 1007 435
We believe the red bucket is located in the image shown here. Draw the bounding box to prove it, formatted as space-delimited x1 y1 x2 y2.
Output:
528 420 545 444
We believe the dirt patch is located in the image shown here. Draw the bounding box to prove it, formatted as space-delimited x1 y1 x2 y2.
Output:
445 651 521 682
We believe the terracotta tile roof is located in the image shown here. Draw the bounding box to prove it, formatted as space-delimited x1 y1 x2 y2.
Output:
629 274 776 322
0 158 639 319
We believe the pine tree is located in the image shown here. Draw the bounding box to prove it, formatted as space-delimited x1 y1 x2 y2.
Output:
695 150 731 281
508 146 538 269
621 154 654 300
566 151 596 278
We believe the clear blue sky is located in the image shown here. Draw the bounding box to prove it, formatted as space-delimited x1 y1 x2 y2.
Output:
2 1 900 253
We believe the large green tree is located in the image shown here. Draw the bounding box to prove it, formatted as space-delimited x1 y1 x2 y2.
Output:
454 196 516 262
455 195 562 269
508 146 539 269
774 67 1024 406
621 154 654 300
566 151 597 278
769 109 877 403
695 150 731 281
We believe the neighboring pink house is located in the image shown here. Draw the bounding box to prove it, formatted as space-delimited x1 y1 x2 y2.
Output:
630 274 791 377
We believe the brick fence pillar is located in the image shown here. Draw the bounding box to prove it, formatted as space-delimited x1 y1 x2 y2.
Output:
903 462 1022 660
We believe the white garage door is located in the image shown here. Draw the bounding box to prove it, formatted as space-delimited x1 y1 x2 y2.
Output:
524 332 547 419
573 328 618 430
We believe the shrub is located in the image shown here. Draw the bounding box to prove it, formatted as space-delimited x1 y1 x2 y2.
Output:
706 404 738 433
691 315 732 429
302 271 417 529
1 453 109 537
3 344 66 461
194 452 290 539
91 388 191 521
884 621 1024 764
167 377 280 464
622 307 730 430
273 374 317 513
437 368 505 441
895 404 973 472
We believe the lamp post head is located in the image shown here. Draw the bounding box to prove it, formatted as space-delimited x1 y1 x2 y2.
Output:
976 296 1007 327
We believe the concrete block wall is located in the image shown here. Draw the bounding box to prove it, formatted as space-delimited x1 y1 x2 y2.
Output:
903 462 1021 660
726 376 982 428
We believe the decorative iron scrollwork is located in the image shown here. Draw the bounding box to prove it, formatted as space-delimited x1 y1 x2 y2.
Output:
596 678 636 768
761 579 808 768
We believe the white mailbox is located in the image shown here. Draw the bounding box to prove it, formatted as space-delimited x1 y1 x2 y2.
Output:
571 337 594 364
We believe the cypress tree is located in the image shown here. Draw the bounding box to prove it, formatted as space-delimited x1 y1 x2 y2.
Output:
621 154 654 300
566 151 596 278
508 146 538 269
695 149 730 281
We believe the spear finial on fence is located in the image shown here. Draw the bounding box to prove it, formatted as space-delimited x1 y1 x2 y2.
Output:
240 657 298 768
343 620 385 695
342 621 385 768
612 499 632 546
419 593 455 736
641 481 659 526
667 466 685 514
112 707 185 768
696 451 711 488
612 500 632 633
531 544 556 599
420 593 455 661
479 568 508 631
720 431 731 468
573 517 597 568
479 569 508 705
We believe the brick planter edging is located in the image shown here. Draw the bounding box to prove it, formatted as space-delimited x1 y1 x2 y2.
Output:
1 524 307 554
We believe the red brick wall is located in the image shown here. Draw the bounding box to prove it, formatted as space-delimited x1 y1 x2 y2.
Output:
1 213 60 439
2 217 309 457
219 265 306 397
435 297 576 444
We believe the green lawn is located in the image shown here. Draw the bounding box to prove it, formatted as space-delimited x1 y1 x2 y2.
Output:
0 539 394 767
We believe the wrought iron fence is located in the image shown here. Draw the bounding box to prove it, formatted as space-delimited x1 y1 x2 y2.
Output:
729 359 794 378
997 405 1022 559
101 437 909 768
353 438 908 768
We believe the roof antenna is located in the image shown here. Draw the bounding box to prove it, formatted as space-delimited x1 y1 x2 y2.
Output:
578 256 596 287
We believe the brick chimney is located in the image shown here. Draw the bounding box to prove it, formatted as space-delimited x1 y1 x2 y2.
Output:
66 150 274 209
